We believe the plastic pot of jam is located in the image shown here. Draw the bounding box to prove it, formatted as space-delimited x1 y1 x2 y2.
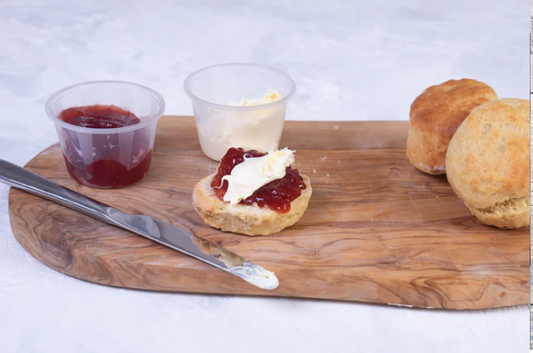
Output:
45 81 165 188
184 63 296 161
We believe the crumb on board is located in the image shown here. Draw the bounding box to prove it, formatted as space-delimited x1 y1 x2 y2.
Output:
321 156 327 161
326 174 330 177
333 125 340 130
313 169 317 174
337 160 340 163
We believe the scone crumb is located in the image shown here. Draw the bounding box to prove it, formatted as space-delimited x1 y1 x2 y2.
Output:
313 169 317 174
333 125 340 130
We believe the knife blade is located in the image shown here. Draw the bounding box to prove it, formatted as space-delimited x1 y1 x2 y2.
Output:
0 159 279 290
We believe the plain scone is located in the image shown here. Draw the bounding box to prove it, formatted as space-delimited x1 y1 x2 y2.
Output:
446 98 530 229
407 78 497 175
192 174 312 236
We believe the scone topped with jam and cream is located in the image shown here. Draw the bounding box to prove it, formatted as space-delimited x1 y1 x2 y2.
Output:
192 147 312 236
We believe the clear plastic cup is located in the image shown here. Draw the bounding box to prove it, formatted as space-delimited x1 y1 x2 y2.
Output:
184 63 296 161
46 81 165 188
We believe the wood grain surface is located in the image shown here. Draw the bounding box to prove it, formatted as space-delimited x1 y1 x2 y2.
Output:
8 116 529 309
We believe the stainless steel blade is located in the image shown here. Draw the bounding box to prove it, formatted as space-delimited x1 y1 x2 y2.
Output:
0 158 279 290
107 209 279 290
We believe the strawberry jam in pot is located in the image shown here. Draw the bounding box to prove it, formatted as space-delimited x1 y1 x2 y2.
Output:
59 104 141 128
58 104 152 188
211 147 306 213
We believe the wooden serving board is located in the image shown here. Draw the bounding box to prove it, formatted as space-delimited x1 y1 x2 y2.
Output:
8 116 529 309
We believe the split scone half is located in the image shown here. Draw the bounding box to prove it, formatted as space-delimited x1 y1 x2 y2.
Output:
192 148 312 236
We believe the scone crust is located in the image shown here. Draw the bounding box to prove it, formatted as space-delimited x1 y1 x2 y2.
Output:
192 174 312 236
446 98 530 229
407 78 497 175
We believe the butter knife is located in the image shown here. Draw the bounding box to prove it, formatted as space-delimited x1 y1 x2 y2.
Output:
0 159 279 290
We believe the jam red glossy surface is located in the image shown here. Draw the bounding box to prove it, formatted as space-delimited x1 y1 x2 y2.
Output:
211 147 306 213
58 104 151 188
59 104 141 128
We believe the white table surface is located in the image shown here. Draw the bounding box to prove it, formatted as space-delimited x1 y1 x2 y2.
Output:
0 1 530 352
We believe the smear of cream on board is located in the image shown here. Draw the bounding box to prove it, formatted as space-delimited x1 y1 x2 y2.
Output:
229 262 279 290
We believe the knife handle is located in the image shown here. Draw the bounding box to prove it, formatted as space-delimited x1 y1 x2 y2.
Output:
0 159 114 225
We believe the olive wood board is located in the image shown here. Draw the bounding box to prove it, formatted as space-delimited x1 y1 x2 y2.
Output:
8 116 529 309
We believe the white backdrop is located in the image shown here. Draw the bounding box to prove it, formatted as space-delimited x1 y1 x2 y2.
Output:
0 1 529 352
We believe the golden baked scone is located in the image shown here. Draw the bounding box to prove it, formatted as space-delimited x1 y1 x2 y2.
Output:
407 78 497 175
446 98 529 229
193 174 312 236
